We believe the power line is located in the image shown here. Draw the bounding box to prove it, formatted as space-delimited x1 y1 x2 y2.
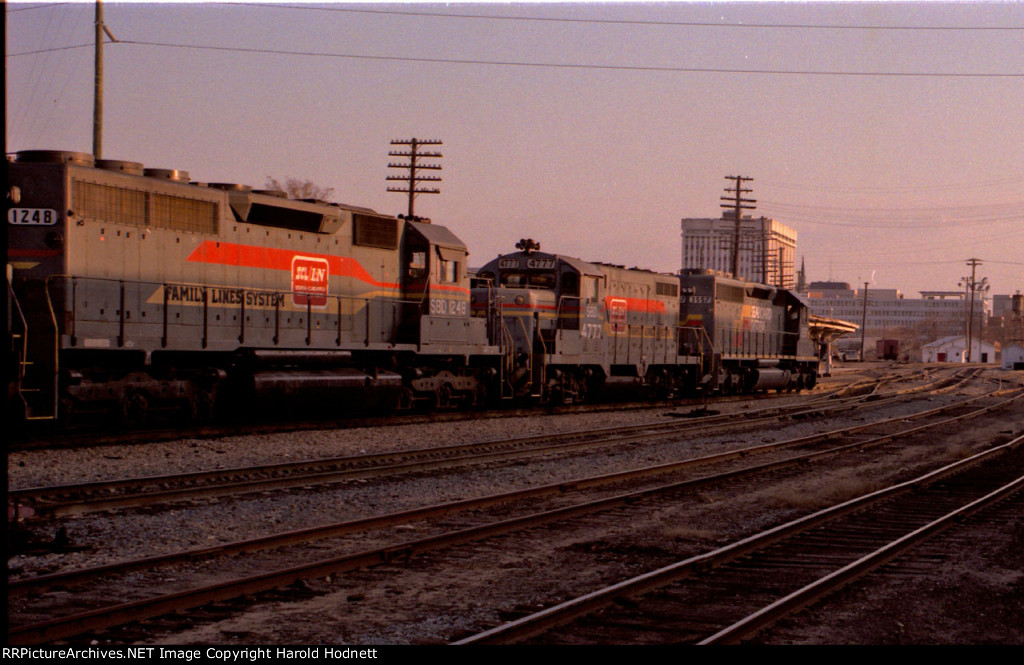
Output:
7 43 91 57
11 39 1022 78
5 3 70 13
760 177 1024 194
227 2 1024 31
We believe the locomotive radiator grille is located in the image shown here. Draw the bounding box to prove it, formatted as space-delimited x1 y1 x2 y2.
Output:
73 180 219 235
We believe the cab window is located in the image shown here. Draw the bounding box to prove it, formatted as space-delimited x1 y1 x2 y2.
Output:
500 272 555 288
409 251 427 278
438 258 459 284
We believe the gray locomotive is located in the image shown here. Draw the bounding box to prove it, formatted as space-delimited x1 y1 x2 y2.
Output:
472 241 817 403
7 150 818 428
7 150 496 426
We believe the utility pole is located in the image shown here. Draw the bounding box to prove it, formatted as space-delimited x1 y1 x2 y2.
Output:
93 0 104 159
93 0 117 159
386 138 442 219
760 216 768 284
720 176 755 279
860 281 869 362
962 258 983 362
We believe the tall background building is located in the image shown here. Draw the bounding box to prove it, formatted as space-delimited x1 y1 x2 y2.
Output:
680 214 797 287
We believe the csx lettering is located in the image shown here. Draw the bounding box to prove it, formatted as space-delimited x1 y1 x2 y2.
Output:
746 305 773 322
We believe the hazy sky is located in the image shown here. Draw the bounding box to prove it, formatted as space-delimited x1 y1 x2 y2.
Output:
6 1 1023 298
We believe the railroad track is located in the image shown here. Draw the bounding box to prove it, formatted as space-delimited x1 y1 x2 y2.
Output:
8 387 1018 644
7 368 975 521
6 388 828 452
455 432 1024 644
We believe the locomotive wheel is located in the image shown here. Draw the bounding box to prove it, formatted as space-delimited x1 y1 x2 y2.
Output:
186 391 216 423
120 391 149 428
550 383 572 405
435 382 455 409
646 369 674 400
397 386 414 411
551 371 585 405
575 376 587 403
471 382 487 407
57 397 75 428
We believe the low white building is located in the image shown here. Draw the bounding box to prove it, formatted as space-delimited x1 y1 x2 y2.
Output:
921 336 998 364
1003 344 1024 370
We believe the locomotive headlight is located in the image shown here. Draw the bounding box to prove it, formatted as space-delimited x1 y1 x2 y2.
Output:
514 295 526 306
45 231 64 250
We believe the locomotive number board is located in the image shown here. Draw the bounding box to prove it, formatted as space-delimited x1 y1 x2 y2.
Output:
8 208 59 226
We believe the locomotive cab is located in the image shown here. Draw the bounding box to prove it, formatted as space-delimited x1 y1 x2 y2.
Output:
400 221 488 349
474 240 696 402
473 242 607 400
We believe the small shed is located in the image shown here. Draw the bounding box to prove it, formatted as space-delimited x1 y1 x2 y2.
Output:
921 336 998 364
1003 344 1024 370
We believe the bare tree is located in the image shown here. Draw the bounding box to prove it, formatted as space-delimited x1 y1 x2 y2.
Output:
264 176 335 202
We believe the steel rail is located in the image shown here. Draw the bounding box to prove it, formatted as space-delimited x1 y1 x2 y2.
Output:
8 374 975 519
9 372 856 451
10 389 1016 596
454 432 1024 645
700 470 1024 644
8 392 1019 642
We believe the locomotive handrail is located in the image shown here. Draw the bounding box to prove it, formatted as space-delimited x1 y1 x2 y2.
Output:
495 299 518 400
118 281 126 348
8 272 30 384
532 312 548 398
54 274 423 353
26 274 65 420
716 325 799 358
509 313 545 397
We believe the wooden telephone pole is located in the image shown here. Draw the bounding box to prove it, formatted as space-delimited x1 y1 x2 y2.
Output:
93 0 117 159
720 175 756 279
386 138 443 219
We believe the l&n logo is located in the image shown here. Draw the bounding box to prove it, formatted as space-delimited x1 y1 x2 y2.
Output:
291 256 329 308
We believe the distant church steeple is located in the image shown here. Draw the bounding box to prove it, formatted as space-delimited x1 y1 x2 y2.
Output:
796 256 807 293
